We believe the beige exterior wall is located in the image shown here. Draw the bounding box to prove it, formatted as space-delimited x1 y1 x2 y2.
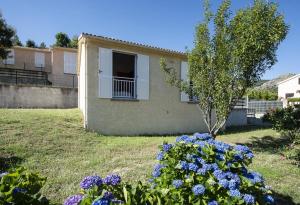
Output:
278 74 300 107
80 38 209 135
0 46 52 72
50 47 78 88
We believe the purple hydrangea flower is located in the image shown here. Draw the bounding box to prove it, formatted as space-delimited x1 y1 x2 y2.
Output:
162 143 173 152
172 179 183 188
80 175 102 189
103 192 114 200
157 152 164 160
243 194 255 204
92 199 109 205
64 194 84 205
103 174 121 186
192 184 205 195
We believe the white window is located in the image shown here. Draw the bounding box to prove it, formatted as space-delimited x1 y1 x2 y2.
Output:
64 52 77 74
3 49 15 65
35 52 45 68
98 47 149 100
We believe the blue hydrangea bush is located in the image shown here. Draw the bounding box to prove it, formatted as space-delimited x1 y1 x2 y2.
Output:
150 133 274 204
65 133 275 205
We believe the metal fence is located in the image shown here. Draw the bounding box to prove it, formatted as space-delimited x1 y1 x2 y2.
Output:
112 76 136 98
0 67 49 86
248 100 283 114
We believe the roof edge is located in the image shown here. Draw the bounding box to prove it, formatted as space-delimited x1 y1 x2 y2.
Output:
277 74 300 85
79 33 187 57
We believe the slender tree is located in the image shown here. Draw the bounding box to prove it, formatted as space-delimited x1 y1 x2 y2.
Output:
26 39 37 48
0 13 15 59
12 34 23 46
54 32 70 47
69 35 78 48
39 42 47 49
161 0 288 138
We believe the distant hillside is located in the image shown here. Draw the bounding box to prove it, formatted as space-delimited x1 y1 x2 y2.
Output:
254 73 296 91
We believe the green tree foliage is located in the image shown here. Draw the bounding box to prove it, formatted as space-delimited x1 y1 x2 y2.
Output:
0 13 15 59
12 34 23 46
26 39 37 48
161 0 288 137
69 35 78 48
39 42 47 49
54 32 71 47
247 89 278 100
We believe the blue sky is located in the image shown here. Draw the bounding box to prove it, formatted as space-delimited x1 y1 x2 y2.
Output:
1 0 299 79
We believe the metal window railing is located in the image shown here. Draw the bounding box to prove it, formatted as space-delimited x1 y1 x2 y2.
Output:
112 76 136 99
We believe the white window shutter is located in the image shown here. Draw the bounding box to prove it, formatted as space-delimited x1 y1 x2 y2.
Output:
181 61 189 102
35 52 45 67
3 49 15 65
98 47 112 98
64 52 77 74
137 54 149 100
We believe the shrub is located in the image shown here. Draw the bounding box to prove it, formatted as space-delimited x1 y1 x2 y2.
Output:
65 133 274 205
0 167 48 205
150 133 274 204
263 107 300 144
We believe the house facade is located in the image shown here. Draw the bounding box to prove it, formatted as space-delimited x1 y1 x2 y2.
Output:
78 33 247 135
0 46 77 87
278 74 300 107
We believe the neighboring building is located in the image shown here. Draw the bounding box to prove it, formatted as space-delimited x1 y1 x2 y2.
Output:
278 73 300 107
78 33 247 135
0 46 77 88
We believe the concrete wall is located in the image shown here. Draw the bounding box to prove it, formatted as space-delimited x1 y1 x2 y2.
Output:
79 38 247 135
225 109 248 127
0 46 52 72
50 47 78 88
0 84 77 108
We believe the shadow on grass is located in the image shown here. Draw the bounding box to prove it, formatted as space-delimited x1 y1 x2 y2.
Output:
274 191 300 205
240 135 291 154
0 155 23 172
221 125 271 135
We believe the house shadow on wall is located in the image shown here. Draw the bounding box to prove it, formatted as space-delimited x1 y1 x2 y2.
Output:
0 155 23 172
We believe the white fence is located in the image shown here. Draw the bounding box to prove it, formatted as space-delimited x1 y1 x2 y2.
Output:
248 100 283 114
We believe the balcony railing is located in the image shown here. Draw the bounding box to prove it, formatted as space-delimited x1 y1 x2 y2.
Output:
112 76 136 99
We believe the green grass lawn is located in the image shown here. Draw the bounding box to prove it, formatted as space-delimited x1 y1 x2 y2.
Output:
0 109 299 204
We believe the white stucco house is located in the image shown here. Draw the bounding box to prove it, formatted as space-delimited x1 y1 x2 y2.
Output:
278 73 300 107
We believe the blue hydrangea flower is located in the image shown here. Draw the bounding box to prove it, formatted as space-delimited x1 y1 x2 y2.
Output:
214 141 231 153
192 184 205 195
103 174 121 186
92 199 109 205
264 195 274 204
103 192 114 201
180 161 189 170
219 179 229 188
246 152 254 159
80 176 102 189
194 140 208 148
213 170 225 180
243 194 255 204
229 189 241 198
64 194 84 205
111 199 124 204
235 145 251 153
162 143 173 152
176 135 191 143
228 179 238 190
208 200 218 205
216 154 225 161
0 172 8 178
188 163 198 172
13 187 27 194
193 133 212 140
234 153 244 161
244 171 263 184
197 168 207 175
152 164 164 178
157 152 164 160
172 180 183 188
